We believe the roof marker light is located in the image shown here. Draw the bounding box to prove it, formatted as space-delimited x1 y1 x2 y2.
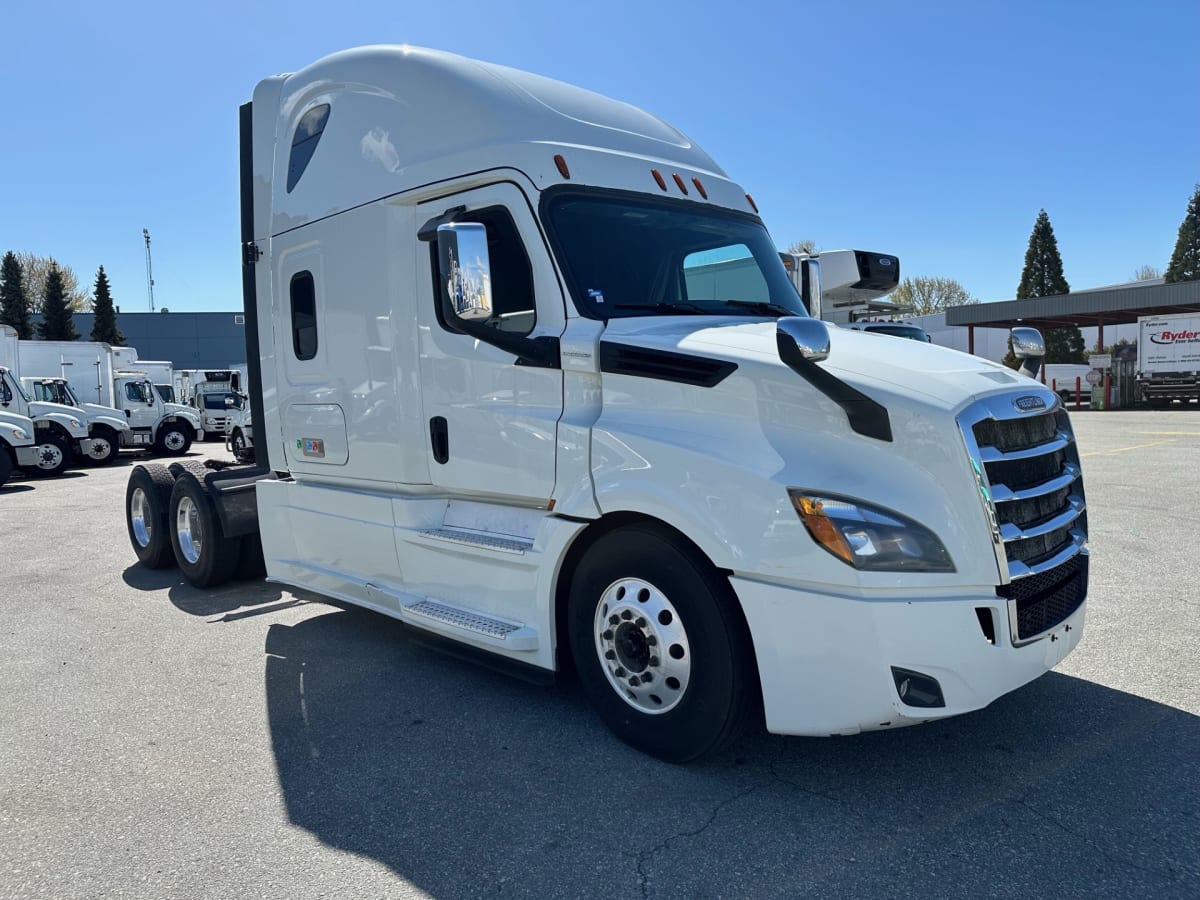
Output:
692 177 708 199
672 173 689 195
651 169 668 191
554 154 571 179
745 193 759 213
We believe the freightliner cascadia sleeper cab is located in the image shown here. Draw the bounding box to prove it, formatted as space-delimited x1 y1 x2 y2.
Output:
123 47 1088 762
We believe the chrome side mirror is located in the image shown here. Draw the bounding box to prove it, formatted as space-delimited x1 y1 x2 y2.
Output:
777 317 831 364
1011 326 1045 379
437 222 493 322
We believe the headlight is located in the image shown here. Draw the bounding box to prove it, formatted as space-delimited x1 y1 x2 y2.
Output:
788 490 955 572
10 428 29 441
69 418 82 428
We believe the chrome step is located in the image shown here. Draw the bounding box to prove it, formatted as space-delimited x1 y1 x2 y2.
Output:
402 598 538 651
421 527 532 555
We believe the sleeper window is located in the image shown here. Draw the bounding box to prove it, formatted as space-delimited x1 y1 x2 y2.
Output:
290 271 318 360
287 104 330 193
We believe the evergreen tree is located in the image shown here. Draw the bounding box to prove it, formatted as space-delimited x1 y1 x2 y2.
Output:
89 265 125 344
1016 209 1084 363
37 264 79 341
1 251 33 338
1164 185 1200 283
1016 209 1071 299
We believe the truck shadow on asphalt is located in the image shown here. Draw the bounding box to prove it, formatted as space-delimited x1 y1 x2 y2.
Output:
121 564 324 618
263 606 1200 898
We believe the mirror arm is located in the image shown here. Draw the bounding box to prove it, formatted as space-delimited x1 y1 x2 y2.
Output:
452 315 560 368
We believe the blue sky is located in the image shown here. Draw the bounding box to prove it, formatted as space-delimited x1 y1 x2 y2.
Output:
2 0 1197 312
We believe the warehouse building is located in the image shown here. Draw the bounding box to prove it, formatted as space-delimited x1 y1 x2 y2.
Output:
29 310 247 369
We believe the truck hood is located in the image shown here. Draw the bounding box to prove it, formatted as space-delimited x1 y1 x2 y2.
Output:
601 316 1034 411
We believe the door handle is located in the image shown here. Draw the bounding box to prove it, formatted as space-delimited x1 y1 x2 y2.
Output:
430 416 449 464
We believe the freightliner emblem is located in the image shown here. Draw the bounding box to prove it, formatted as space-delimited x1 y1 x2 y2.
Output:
1013 395 1046 412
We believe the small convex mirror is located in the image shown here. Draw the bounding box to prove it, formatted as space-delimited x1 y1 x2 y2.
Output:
437 222 493 322
777 316 832 364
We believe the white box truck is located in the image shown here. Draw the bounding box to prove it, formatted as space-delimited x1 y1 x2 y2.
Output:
123 47 1088 762
15 338 200 457
1136 314 1200 405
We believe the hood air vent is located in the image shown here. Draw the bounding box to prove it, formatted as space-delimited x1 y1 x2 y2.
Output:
598 342 737 388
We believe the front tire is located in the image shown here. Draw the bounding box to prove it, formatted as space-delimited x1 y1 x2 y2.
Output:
169 475 239 588
157 423 192 457
29 434 70 477
83 427 120 465
0 448 13 488
567 525 758 763
126 464 177 568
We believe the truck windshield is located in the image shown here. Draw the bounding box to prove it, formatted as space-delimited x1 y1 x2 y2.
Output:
155 385 176 403
40 381 74 404
544 192 804 320
202 393 241 410
7 373 32 403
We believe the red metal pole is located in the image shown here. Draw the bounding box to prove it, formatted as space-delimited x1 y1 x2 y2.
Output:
1075 377 1081 409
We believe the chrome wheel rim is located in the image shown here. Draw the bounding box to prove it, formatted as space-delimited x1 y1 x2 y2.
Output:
176 495 202 565
594 578 691 715
36 442 64 470
130 487 152 547
163 430 186 452
88 438 112 460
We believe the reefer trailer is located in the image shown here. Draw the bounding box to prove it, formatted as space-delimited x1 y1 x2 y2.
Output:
124 47 1089 762
1136 314 1200 405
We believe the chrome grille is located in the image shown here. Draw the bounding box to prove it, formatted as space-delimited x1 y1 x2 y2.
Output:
958 395 1088 645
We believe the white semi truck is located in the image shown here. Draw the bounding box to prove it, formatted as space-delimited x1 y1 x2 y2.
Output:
123 47 1088 762
1136 313 1200 405
15 338 200 457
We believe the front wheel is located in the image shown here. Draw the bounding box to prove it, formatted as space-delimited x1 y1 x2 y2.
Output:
29 434 70 477
567 525 759 763
157 423 192 457
82 428 120 465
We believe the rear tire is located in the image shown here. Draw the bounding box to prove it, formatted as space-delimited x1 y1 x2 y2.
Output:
169 475 239 588
126 464 177 568
29 434 70 477
567 524 759 763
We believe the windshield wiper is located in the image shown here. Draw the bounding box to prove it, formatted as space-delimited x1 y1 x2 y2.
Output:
611 302 709 315
724 299 800 317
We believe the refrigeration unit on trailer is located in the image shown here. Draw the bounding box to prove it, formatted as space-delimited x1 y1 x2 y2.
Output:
15 337 200 457
123 46 1089 762
1136 314 1200 405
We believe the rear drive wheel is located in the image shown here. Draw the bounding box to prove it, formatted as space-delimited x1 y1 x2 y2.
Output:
157 423 192 457
169 475 239 588
567 525 759 763
125 464 177 568
83 428 120 465
29 434 69 477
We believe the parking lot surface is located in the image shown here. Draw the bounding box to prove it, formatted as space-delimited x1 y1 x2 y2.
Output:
1 412 1198 899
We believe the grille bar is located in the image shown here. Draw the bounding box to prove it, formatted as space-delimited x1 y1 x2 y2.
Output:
999 497 1085 542
989 464 1080 503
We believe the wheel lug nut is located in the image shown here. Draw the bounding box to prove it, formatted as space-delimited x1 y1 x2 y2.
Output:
641 672 652 683
605 650 616 660
602 629 613 640
646 636 657 646
649 656 659 667
609 615 619 625
615 667 626 678
628 676 639 687
636 617 646 627
620 610 632 620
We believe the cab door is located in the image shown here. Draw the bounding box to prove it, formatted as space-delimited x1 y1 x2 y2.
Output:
416 182 565 504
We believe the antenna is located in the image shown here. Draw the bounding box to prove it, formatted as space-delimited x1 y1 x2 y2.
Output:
143 228 156 311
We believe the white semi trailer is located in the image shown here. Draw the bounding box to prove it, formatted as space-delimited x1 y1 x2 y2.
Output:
1136 313 1200 405
15 338 200 456
123 47 1088 762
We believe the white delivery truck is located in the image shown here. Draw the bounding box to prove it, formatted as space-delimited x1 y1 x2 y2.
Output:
1136 314 1200 405
16 338 200 456
0 409 44 486
181 370 242 440
123 47 1088 762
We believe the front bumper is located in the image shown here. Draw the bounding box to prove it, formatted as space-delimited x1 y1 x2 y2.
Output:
732 576 1086 737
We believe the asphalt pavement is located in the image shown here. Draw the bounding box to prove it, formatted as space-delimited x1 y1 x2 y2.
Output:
1 412 1197 899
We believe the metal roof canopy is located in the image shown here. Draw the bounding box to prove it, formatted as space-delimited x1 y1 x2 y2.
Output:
945 280 1200 331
